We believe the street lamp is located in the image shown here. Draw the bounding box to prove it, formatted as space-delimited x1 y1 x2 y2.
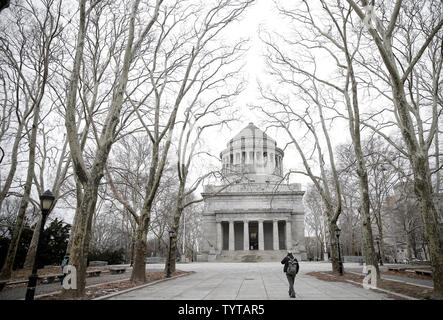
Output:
166 229 175 278
25 190 55 300
375 236 383 266
335 226 343 276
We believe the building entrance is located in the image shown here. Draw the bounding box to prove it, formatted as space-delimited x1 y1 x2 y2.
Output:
249 222 258 250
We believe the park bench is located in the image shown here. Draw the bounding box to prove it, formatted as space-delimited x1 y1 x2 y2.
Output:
38 273 64 284
89 261 108 267
109 267 126 275
388 267 407 272
86 270 102 277
414 269 432 276
0 279 28 291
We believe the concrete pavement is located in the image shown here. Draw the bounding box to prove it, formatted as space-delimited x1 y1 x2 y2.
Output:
106 262 396 300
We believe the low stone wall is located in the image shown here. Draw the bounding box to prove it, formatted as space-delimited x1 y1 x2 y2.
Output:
343 256 365 263
89 260 108 267
146 257 165 264
196 254 208 262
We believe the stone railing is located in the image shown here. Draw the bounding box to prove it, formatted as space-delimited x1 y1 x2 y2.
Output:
203 182 302 194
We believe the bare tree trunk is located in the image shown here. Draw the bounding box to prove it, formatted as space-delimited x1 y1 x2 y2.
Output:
64 182 99 297
0 121 24 211
377 224 386 264
23 216 42 270
328 219 340 273
167 184 185 274
130 213 150 282
0 102 40 280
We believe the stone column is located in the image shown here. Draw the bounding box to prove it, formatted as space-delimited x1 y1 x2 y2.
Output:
216 221 222 252
273 219 279 250
258 219 264 251
286 219 292 251
243 220 249 251
229 220 235 251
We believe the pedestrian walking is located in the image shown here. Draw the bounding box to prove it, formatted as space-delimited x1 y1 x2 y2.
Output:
281 250 299 298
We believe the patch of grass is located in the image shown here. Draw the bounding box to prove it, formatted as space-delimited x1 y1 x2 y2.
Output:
307 271 434 300
36 270 194 300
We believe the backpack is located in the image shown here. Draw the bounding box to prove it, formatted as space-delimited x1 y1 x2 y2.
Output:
287 256 299 276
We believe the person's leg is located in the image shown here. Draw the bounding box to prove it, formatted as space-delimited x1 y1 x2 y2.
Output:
290 275 295 297
286 274 295 297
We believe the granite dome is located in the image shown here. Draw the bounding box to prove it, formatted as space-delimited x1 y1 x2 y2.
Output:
220 122 284 181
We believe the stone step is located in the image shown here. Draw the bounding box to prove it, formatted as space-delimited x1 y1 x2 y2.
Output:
217 250 289 262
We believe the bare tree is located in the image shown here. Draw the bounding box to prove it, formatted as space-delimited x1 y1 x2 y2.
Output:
364 137 399 263
255 73 344 274
105 133 178 263
271 0 382 274
63 0 163 296
258 2 359 271
167 88 244 273
23 124 72 269
345 0 443 298
303 185 328 260
0 0 64 280
105 0 254 283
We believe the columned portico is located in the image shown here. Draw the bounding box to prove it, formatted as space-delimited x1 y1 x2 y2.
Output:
215 218 294 253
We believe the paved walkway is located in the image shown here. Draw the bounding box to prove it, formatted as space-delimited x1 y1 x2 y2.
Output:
106 262 397 300
1 262 431 300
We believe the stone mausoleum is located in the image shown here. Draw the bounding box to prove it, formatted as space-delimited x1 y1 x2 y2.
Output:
198 123 306 262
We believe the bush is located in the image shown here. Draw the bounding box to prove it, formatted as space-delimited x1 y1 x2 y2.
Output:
88 248 125 265
0 218 70 270
38 218 70 268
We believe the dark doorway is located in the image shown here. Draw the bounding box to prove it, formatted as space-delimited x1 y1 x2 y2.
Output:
234 222 243 250
222 222 229 250
249 221 258 250
278 221 286 250
264 221 273 250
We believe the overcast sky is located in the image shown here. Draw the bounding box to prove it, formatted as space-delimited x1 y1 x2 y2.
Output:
195 0 349 190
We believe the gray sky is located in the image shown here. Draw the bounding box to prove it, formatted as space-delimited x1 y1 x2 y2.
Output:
195 0 351 191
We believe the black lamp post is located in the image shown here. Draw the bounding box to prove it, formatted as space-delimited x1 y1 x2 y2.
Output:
335 226 343 276
166 229 175 278
375 236 383 266
25 190 55 300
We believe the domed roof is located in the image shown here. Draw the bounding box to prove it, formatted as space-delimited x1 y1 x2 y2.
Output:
220 122 284 180
230 122 275 144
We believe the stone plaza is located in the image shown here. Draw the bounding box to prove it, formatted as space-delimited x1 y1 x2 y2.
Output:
104 262 399 300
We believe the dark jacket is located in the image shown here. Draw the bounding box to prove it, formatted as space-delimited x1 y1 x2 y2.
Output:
281 254 298 273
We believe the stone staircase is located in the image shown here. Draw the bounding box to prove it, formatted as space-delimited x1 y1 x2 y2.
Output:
217 250 288 262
